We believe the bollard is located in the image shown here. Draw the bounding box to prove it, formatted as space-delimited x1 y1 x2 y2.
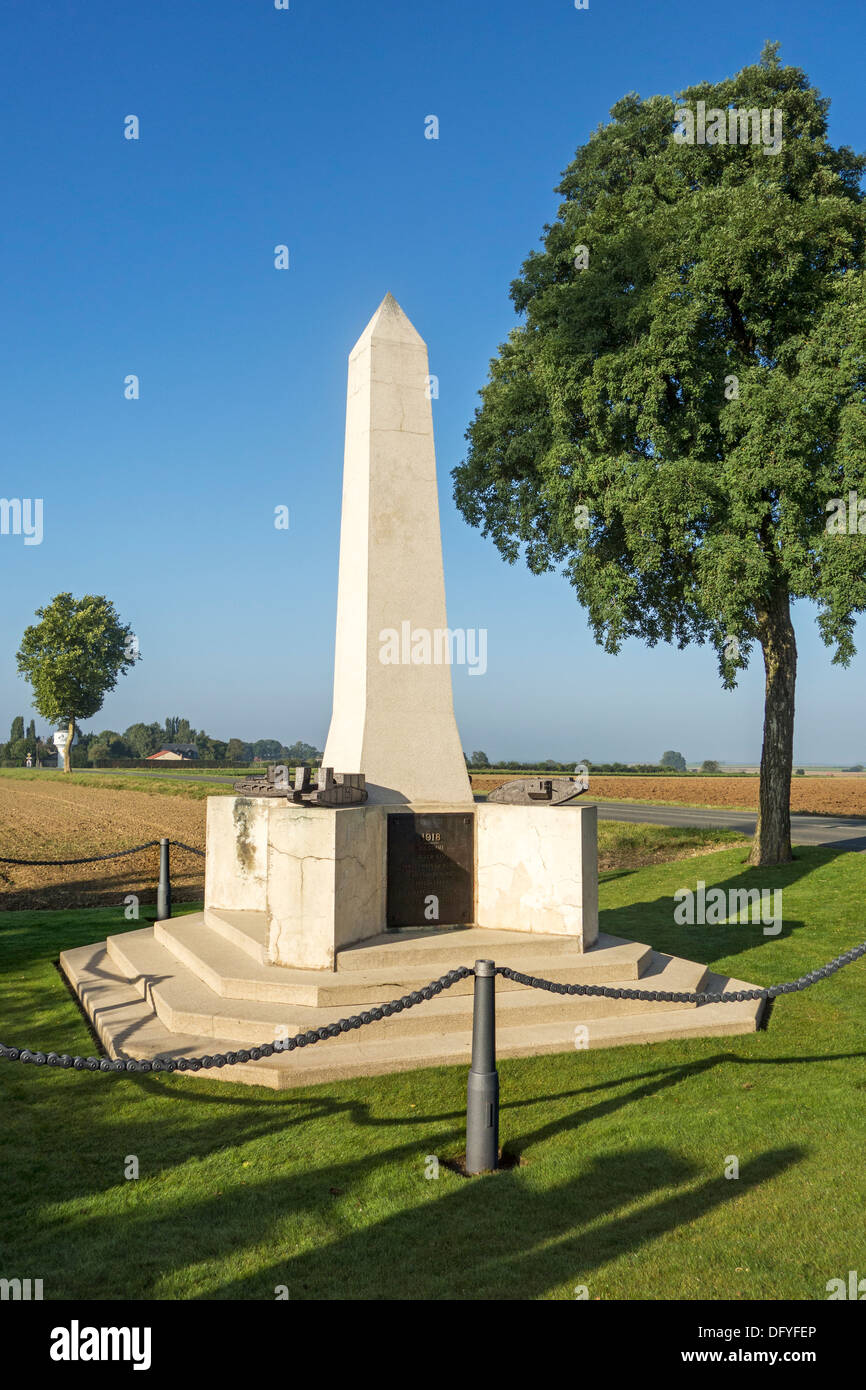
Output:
156 838 172 921
465 958 499 1174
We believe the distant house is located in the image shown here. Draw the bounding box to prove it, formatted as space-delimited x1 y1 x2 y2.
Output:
146 744 199 762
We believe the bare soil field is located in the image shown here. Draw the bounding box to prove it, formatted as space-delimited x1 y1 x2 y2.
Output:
0 779 209 910
470 774 866 816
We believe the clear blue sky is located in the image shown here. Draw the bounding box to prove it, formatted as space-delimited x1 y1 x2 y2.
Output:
1 0 864 764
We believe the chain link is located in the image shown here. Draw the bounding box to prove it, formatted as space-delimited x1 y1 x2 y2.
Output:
496 939 866 1003
0 841 161 867
0 967 474 1073
1 941 864 1076
0 838 206 866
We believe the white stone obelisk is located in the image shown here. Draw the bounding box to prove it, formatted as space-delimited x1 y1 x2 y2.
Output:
323 294 473 805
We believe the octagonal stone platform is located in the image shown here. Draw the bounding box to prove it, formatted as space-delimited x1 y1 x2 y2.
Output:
60 912 765 1090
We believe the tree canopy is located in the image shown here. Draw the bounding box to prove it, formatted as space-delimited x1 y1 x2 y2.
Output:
454 44 866 863
16 593 139 769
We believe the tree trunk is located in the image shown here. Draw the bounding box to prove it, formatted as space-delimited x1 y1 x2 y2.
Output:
748 587 797 866
64 715 76 773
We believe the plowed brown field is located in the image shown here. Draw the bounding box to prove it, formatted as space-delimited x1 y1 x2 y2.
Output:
0 779 208 909
470 774 866 816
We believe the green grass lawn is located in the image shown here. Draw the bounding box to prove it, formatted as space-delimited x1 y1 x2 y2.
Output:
596 820 747 867
1 845 865 1301
0 767 236 799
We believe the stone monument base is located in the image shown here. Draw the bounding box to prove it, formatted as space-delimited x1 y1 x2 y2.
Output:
60 919 765 1090
204 795 599 970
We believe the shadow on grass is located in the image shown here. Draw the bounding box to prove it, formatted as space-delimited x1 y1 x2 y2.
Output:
5 1056 807 1300
5 1024 863 1298
200 1144 804 1300
6 1045 849 1210
599 844 863 975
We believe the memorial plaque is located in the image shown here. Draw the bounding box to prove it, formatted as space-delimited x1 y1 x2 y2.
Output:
387 813 474 929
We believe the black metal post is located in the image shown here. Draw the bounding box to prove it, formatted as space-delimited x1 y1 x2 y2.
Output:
156 838 172 921
465 958 499 1173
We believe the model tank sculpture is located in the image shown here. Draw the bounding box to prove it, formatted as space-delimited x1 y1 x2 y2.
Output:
234 763 367 807
485 768 589 806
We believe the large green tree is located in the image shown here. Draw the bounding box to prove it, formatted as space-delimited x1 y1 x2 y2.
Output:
454 44 866 865
16 593 140 772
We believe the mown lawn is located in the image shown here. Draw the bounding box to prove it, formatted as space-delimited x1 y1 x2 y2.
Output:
0 767 236 800
596 820 747 868
1 845 865 1301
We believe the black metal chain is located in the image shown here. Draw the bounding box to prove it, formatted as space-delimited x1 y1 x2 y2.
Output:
1 941 864 1076
0 838 206 866
0 841 161 867
0 967 474 1073
496 939 866 1004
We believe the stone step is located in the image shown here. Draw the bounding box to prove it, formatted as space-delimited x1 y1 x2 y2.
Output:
151 914 654 1007
61 941 763 1091
247 998 760 1087
106 929 285 1041
225 977 762 1087
332 926 648 974
203 909 270 965
59 943 289 1088
102 926 710 1045
203 910 654 983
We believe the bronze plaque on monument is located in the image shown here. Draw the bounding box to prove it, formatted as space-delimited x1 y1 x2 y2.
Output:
386 813 474 929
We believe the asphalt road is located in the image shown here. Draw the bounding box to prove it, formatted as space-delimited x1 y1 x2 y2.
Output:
590 799 866 853
44 769 866 852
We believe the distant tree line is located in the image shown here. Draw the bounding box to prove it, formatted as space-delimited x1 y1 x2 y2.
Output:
0 714 322 767
5 723 851 775
464 751 734 775
0 715 50 765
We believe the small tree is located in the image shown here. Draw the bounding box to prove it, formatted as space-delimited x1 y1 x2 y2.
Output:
16 593 139 772
10 716 24 742
470 750 491 768
661 750 687 771
701 759 722 774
